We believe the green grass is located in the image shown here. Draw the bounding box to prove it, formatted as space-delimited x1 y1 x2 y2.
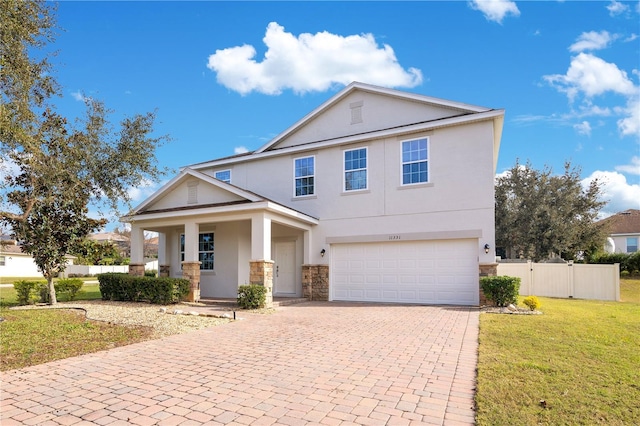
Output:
0 276 99 284
476 279 640 425
0 283 152 371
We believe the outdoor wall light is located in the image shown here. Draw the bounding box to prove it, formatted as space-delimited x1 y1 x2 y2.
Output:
320 249 326 257
484 244 490 254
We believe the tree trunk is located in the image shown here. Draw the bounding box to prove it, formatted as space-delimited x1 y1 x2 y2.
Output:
47 276 57 305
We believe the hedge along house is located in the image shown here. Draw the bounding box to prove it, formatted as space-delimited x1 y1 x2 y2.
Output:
124 82 504 306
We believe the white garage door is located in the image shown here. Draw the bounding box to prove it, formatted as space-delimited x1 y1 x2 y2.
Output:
331 239 478 305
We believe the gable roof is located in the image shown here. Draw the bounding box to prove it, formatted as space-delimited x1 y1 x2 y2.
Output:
188 81 504 173
598 209 640 234
124 168 318 225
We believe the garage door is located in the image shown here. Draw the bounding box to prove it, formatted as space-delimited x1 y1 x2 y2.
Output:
331 239 478 305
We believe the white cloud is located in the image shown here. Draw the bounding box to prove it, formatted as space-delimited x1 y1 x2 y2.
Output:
569 31 616 52
615 156 640 175
71 91 86 102
468 0 520 24
207 22 423 95
574 121 592 136
616 96 640 137
607 0 629 16
582 170 640 215
544 53 636 100
234 146 249 154
625 33 638 42
127 179 159 202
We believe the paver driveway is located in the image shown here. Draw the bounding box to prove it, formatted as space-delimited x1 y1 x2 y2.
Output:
0 302 479 425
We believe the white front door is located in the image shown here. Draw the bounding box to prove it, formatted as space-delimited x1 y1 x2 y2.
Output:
274 241 296 295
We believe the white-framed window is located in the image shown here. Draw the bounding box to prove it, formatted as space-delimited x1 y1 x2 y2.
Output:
180 232 215 270
294 156 315 197
401 138 428 185
344 147 367 191
215 170 231 183
627 237 638 253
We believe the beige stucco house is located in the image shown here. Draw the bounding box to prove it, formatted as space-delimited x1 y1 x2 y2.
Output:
124 82 504 306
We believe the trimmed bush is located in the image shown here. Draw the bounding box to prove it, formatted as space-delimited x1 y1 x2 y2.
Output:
480 276 521 307
522 295 540 311
97 273 189 304
144 269 157 277
237 284 266 309
14 280 46 305
589 252 640 275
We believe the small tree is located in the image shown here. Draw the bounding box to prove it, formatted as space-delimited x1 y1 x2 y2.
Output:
1 1 168 304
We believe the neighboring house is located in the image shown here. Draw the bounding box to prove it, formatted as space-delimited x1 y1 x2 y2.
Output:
89 232 131 257
124 82 504 306
0 241 75 278
598 209 640 254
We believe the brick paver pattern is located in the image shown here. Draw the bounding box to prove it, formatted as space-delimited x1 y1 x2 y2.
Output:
0 302 479 425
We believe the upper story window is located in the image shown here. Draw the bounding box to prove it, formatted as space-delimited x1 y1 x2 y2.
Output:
627 237 638 253
215 170 231 183
401 138 428 185
344 147 367 191
294 156 315 197
180 232 215 270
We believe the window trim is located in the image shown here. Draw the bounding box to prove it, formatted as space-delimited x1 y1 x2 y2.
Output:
343 147 368 192
293 155 315 198
400 137 429 186
180 232 215 270
214 169 231 183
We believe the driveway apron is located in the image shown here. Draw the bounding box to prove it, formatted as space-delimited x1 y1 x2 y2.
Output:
0 302 479 425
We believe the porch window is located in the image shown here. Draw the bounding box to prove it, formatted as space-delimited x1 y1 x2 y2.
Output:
180 233 215 270
344 147 367 191
294 156 315 197
401 138 428 185
627 237 638 253
215 170 231 183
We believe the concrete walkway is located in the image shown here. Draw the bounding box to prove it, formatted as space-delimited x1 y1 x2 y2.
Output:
0 302 479 425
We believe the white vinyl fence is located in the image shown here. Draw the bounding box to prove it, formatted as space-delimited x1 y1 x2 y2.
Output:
63 260 158 277
497 261 620 301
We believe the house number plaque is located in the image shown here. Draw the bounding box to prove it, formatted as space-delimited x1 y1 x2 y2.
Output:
388 235 401 240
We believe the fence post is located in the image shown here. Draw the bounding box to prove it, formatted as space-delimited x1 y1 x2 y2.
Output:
614 263 620 301
568 260 574 298
527 260 533 295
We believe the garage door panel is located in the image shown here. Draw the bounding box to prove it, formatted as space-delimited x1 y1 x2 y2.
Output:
332 240 478 305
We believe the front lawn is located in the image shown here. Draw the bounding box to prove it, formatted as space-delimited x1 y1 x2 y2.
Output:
0 284 151 371
476 278 640 425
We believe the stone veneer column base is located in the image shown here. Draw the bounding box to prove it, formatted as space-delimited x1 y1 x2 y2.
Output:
479 263 498 306
249 260 274 308
181 262 201 302
302 264 329 301
129 263 145 277
159 264 170 278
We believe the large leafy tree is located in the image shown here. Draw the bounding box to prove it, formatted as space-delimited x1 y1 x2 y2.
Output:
495 160 607 262
1 1 167 303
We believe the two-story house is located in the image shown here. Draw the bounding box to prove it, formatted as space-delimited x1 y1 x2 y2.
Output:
124 82 504 306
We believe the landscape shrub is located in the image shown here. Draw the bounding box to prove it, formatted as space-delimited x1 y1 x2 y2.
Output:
480 276 521 307
144 269 157 277
97 273 189 304
522 295 540 311
14 280 46 305
55 278 84 301
237 284 266 309
589 252 640 275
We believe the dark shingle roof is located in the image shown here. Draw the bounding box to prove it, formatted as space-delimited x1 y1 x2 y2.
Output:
598 209 640 234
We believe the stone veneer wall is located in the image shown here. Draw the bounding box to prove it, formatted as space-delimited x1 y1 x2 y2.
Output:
128 263 145 277
302 265 329 301
249 260 274 308
479 263 498 306
181 261 201 303
159 264 170 278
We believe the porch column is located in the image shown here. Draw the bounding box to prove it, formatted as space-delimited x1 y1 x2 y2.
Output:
158 232 170 277
129 224 145 277
250 213 273 308
479 263 498 306
182 221 201 302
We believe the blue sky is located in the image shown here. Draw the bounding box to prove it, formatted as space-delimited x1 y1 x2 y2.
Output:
48 0 640 229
